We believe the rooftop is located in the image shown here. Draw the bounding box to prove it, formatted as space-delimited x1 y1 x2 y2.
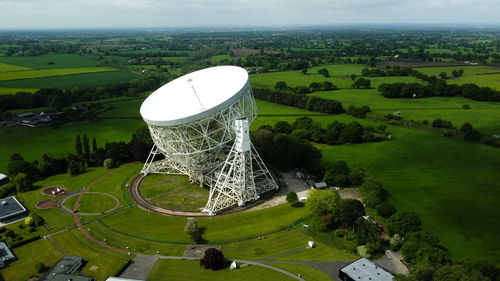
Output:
0 196 27 220
39 255 85 281
0 242 15 261
140 65 250 127
340 258 393 281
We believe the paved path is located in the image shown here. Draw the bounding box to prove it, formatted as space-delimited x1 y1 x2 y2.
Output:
45 236 65 255
58 190 82 214
72 163 135 255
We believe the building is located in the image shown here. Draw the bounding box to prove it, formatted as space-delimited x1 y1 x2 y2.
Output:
0 173 8 187
0 196 28 224
39 255 92 281
339 258 394 281
0 242 15 268
313 182 327 189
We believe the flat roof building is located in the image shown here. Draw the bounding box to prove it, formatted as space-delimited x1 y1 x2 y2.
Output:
0 242 15 269
0 174 8 187
0 196 28 224
39 255 92 281
339 258 393 281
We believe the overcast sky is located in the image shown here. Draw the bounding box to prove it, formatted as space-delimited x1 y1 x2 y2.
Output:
1 0 500 30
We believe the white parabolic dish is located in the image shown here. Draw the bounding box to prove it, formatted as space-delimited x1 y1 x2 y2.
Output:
140 65 250 127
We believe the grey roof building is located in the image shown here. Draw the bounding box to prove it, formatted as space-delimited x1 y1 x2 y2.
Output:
0 242 15 269
0 173 8 187
0 196 28 224
339 258 393 281
39 255 92 281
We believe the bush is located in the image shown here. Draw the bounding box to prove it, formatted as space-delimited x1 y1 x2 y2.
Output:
389 234 403 251
200 248 225 270
464 129 481 142
357 245 371 258
103 158 116 169
36 262 47 273
376 202 396 218
14 173 32 192
334 228 346 238
286 192 298 206
387 212 422 237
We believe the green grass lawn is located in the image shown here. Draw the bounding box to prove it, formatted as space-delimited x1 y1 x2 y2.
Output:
65 192 118 214
0 62 32 72
0 70 139 88
0 54 98 69
98 99 144 117
0 239 63 281
148 259 296 281
0 67 118 81
269 263 334 281
140 174 209 211
99 203 307 244
222 228 357 262
415 65 500 90
0 118 144 172
52 230 130 281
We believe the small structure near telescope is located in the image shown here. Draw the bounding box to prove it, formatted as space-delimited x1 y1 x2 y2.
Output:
140 66 278 215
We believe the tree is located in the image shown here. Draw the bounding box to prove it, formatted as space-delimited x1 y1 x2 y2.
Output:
318 68 329 77
274 121 292 134
92 137 98 154
286 191 299 206
439 72 448 79
7 154 38 179
306 189 338 217
302 68 308 75
68 160 80 176
464 129 481 142
335 199 365 230
376 202 396 218
75 135 82 156
356 218 382 245
185 219 202 243
390 233 403 251
434 264 489 281
200 248 225 270
83 134 90 154
460 122 473 133
14 173 32 192
387 212 421 236
274 81 287 91
348 168 365 186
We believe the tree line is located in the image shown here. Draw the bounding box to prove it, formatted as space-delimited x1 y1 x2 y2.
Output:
252 88 345 114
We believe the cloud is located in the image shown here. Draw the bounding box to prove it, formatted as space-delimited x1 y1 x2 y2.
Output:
0 0 499 29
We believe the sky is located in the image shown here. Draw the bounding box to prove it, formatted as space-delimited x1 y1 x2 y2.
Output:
1 0 500 30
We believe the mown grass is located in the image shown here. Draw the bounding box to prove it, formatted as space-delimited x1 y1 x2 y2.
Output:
0 70 139 88
0 67 118 81
415 65 500 90
0 54 98 69
140 174 209 211
65 193 118 214
268 263 334 281
148 259 295 281
0 118 144 172
99 203 307 244
0 239 63 281
52 229 131 281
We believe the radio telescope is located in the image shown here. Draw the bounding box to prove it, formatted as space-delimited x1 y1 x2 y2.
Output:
140 66 278 215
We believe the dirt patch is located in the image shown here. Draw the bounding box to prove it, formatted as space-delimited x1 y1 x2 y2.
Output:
42 186 70 197
376 60 466 68
36 199 57 209
89 265 99 271
231 48 279 57
338 188 362 201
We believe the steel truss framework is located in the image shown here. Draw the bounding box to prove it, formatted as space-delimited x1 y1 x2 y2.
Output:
142 88 277 214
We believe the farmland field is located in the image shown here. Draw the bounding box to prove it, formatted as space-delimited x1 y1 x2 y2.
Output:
0 62 32 72
0 70 139 88
0 66 118 81
0 54 98 69
0 87 38 95
415 65 500 89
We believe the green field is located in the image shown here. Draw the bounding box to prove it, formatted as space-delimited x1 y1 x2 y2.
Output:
52 230 130 280
0 118 143 174
0 87 38 95
140 174 209 211
148 259 295 281
0 70 139 88
0 66 118 81
65 192 118 214
0 62 32 72
99 203 307 243
415 65 500 90
0 54 98 69
269 263 334 281
0 239 63 281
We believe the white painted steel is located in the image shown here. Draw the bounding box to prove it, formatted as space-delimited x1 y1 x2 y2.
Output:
140 66 277 214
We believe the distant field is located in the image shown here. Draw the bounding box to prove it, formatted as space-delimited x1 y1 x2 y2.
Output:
0 62 32 72
0 70 139 88
415 65 500 90
0 66 118 81
0 87 38 95
0 54 98 69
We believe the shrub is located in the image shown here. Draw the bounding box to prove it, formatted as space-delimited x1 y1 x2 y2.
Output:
422 120 429 125
389 234 403 251
286 192 298 206
200 248 225 270
464 129 481 142
103 158 116 169
36 262 47 273
334 228 346 238
253 248 265 255
357 245 371 258
376 202 396 218
387 212 422 237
